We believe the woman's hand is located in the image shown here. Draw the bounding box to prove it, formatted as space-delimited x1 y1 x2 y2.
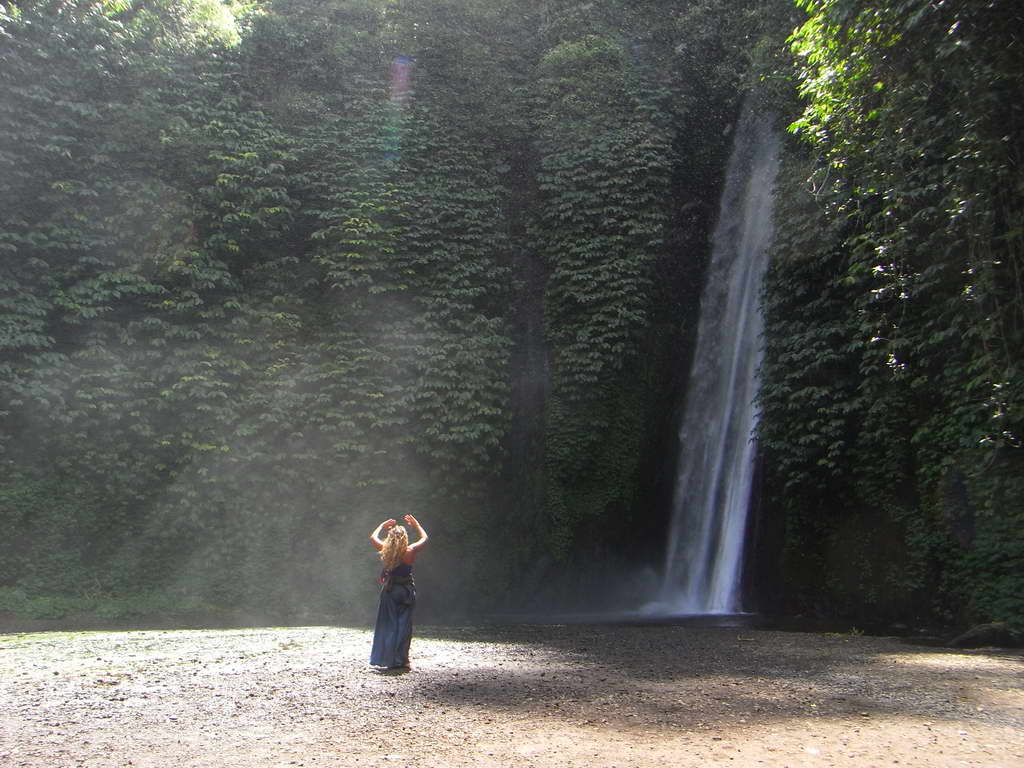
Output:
371 519 396 551
404 515 428 553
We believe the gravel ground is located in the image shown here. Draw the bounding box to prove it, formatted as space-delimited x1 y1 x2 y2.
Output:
1 623 1022 767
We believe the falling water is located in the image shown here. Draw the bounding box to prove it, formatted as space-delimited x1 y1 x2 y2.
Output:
656 105 780 615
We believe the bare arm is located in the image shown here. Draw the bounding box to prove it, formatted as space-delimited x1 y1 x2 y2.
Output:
404 514 429 552
370 519 396 551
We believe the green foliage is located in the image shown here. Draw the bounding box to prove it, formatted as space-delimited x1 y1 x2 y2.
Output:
19 0 1002 632
0 0 788 618
759 0 1024 627
0 585 218 620
531 0 768 560
0 0 581 617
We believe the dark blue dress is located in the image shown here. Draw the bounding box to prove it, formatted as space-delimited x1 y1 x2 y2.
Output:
370 562 415 668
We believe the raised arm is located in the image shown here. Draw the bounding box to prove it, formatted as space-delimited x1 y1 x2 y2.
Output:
370 519 396 551
404 514 429 552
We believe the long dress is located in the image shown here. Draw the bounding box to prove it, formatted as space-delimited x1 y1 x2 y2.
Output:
370 562 416 668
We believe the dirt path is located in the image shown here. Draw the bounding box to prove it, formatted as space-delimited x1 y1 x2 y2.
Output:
1 623 1021 767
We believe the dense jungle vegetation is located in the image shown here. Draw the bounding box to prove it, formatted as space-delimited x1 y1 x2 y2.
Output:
1 0 1020 632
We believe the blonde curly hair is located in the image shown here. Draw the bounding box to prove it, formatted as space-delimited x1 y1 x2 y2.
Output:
380 525 409 570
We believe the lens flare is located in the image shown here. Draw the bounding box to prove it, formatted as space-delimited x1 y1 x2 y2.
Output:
383 56 413 163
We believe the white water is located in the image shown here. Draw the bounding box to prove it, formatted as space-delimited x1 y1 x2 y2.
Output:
652 105 780 616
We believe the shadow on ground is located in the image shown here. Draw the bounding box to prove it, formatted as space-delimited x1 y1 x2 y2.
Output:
405 622 1023 730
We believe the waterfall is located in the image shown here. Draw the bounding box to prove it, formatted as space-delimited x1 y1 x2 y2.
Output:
656 105 780 615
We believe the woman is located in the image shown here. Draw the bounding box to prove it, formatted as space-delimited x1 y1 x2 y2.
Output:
369 514 428 669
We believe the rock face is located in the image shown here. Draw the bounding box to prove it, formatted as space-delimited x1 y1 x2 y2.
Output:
947 622 1023 649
